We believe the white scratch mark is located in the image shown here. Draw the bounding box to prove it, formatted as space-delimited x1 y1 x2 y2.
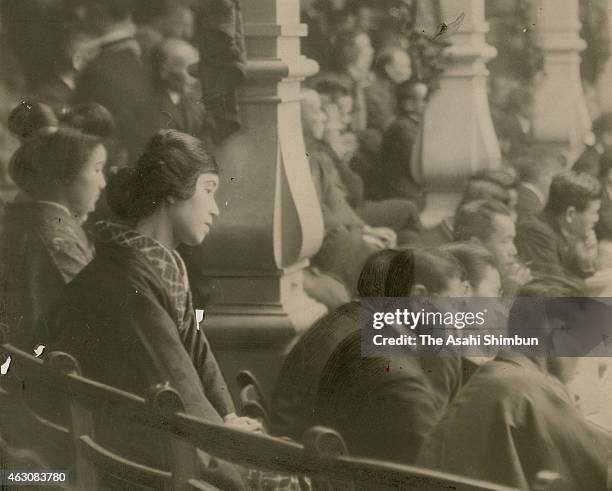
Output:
195 309 205 331
34 345 46 358
1 356 11 375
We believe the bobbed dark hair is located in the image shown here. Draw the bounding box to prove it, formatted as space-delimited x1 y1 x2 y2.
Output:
8 101 58 141
384 248 415 297
9 128 103 195
357 249 400 297
106 130 218 222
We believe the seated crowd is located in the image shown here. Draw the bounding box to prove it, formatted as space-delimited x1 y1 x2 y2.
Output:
2 0 612 489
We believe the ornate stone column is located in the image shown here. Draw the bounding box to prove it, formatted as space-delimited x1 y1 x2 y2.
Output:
415 0 501 227
532 0 591 155
185 1 325 396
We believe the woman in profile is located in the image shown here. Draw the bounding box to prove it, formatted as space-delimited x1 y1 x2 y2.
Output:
0 104 107 351
43 129 249 489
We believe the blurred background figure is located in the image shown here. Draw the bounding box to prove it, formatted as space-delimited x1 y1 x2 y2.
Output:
573 112 612 178
133 0 195 60
150 37 211 142
491 86 535 159
514 146 566 223
374 81 428 209
366 46 413 138
516 171 602 280
73 0 157 162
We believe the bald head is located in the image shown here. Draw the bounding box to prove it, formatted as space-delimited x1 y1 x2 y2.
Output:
152 38 199 94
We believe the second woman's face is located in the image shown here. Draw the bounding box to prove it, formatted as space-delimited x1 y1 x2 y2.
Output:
65 144 107 220
170 173 220 246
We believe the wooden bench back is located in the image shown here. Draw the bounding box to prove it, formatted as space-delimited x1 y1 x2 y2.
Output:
1 342 560 491
0 340 72 471
0 343 206 491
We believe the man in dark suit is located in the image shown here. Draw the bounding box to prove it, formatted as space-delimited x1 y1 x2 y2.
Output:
150 38 210 142
516 171 602 279
418 279 612 491
375 81 428 209
31 31 99 116
515 146 565 223
73 0 157 162
491 87 534 159
365 46 412 135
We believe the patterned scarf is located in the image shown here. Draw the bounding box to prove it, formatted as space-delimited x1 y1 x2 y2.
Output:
96 221 191 330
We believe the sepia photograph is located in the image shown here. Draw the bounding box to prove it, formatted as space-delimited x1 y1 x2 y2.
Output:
1 0 612 489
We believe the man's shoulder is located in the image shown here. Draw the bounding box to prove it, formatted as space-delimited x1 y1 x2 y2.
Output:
288 302 361 358
470 359 567 407
517 212 556 238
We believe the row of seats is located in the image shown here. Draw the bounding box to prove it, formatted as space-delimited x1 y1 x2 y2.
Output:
0 339 559 491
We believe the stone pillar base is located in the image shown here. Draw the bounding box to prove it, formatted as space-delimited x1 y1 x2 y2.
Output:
201 271 326 399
